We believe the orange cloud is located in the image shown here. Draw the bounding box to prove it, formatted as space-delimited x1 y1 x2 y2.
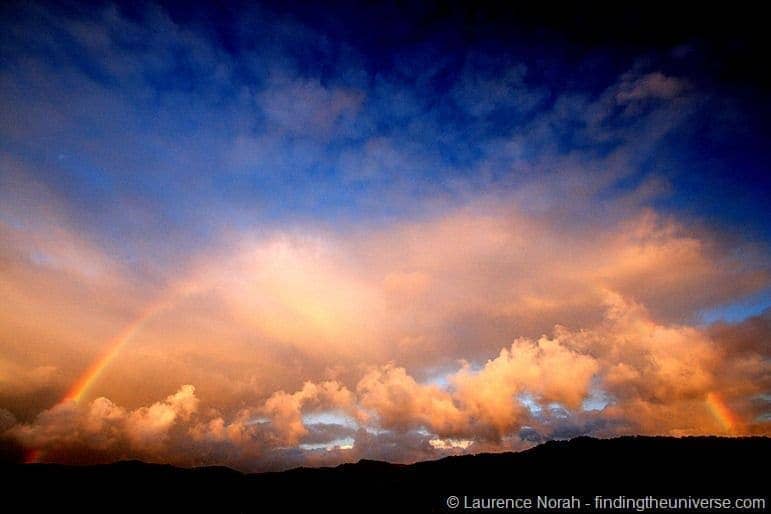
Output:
1 178 769 469
4 297 768 470
356 365 466 435
8 385 198 462
261 381 354 446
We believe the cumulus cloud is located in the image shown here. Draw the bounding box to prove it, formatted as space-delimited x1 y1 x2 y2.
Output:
452 335 598 439
352 332 598 442
261 381 354 446
7 385 198 461
357 365 465 435
2 199 768 468
3 296 769 470
124 384 198 448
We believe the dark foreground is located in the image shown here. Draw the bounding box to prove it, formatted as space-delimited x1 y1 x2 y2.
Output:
2 436 769 513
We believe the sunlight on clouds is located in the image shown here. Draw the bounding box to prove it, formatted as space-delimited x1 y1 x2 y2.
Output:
429 438 474 450
0 0 768 475
299 437 355 452
202 236 385 362
1 199 769 461
5 290 769 470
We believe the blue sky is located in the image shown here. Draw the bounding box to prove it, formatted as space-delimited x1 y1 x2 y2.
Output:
3 2 769 257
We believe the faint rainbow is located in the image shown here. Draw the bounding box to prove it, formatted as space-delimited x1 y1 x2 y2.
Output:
705 391 740 434
25 296 178 463
63 300 172 403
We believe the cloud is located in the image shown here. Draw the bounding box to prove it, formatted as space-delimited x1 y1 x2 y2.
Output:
353 331 598 442
451 58 545 117
428 437 473 450
617 72 685 103
124 384 198 448
356 365 465 435
451 334 598 439
0 409 16 432
708 309 771 432
2 196 768 442
261 381 354 446
7 385 198 458
257 74 363 138
3 297 769 470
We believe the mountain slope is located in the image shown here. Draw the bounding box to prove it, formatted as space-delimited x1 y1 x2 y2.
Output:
3 436 768 512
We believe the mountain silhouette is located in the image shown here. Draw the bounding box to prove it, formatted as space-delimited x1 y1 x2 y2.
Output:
2 436 768 512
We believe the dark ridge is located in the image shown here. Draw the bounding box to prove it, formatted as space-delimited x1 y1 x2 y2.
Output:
3 436 768 513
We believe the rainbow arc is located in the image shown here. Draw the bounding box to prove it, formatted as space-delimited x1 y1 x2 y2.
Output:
25 297 175 463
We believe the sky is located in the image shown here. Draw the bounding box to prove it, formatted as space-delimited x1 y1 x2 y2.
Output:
0 1 769 471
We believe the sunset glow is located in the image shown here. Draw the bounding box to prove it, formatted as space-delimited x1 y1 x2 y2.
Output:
706 392 741 435
1 1 769 473
63 304 164 404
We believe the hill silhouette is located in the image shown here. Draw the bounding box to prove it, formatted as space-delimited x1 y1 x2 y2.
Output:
2 436 768 512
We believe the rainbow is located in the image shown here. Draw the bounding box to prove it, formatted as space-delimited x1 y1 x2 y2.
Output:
705 391 740 434
62 302 166 403
25 297 176 463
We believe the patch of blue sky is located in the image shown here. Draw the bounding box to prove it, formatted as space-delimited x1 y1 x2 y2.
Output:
582 378 611 412
299 436 354 451
699 288 771 325
518 393 542 415
302 411 359 430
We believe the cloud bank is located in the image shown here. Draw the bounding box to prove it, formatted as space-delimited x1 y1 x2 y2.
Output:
6 295 769 470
